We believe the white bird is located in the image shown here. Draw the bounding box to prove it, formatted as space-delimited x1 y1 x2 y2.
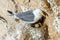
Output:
7 9 47 24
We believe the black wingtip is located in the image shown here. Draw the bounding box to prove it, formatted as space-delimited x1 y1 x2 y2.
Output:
7 10 13 14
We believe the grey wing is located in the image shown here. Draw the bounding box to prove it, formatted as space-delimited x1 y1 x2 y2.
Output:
16 10 34 22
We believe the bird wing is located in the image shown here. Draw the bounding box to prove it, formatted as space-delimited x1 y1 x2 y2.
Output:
16 10 34 22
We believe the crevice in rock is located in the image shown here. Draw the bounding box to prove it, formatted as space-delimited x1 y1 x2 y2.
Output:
0 16 7 23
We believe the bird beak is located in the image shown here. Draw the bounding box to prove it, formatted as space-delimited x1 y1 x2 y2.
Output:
41 13 46 17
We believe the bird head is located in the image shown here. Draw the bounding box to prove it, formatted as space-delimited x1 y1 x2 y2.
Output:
35 9 48 17
41 11 48 17
33 9 48 17
34 9 42 14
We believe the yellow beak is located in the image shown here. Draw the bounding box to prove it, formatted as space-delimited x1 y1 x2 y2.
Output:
41 13 46 17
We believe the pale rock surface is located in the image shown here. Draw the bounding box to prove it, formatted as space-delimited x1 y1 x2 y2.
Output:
0 0 60 40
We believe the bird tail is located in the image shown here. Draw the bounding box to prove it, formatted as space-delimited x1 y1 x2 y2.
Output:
7 10 19 19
